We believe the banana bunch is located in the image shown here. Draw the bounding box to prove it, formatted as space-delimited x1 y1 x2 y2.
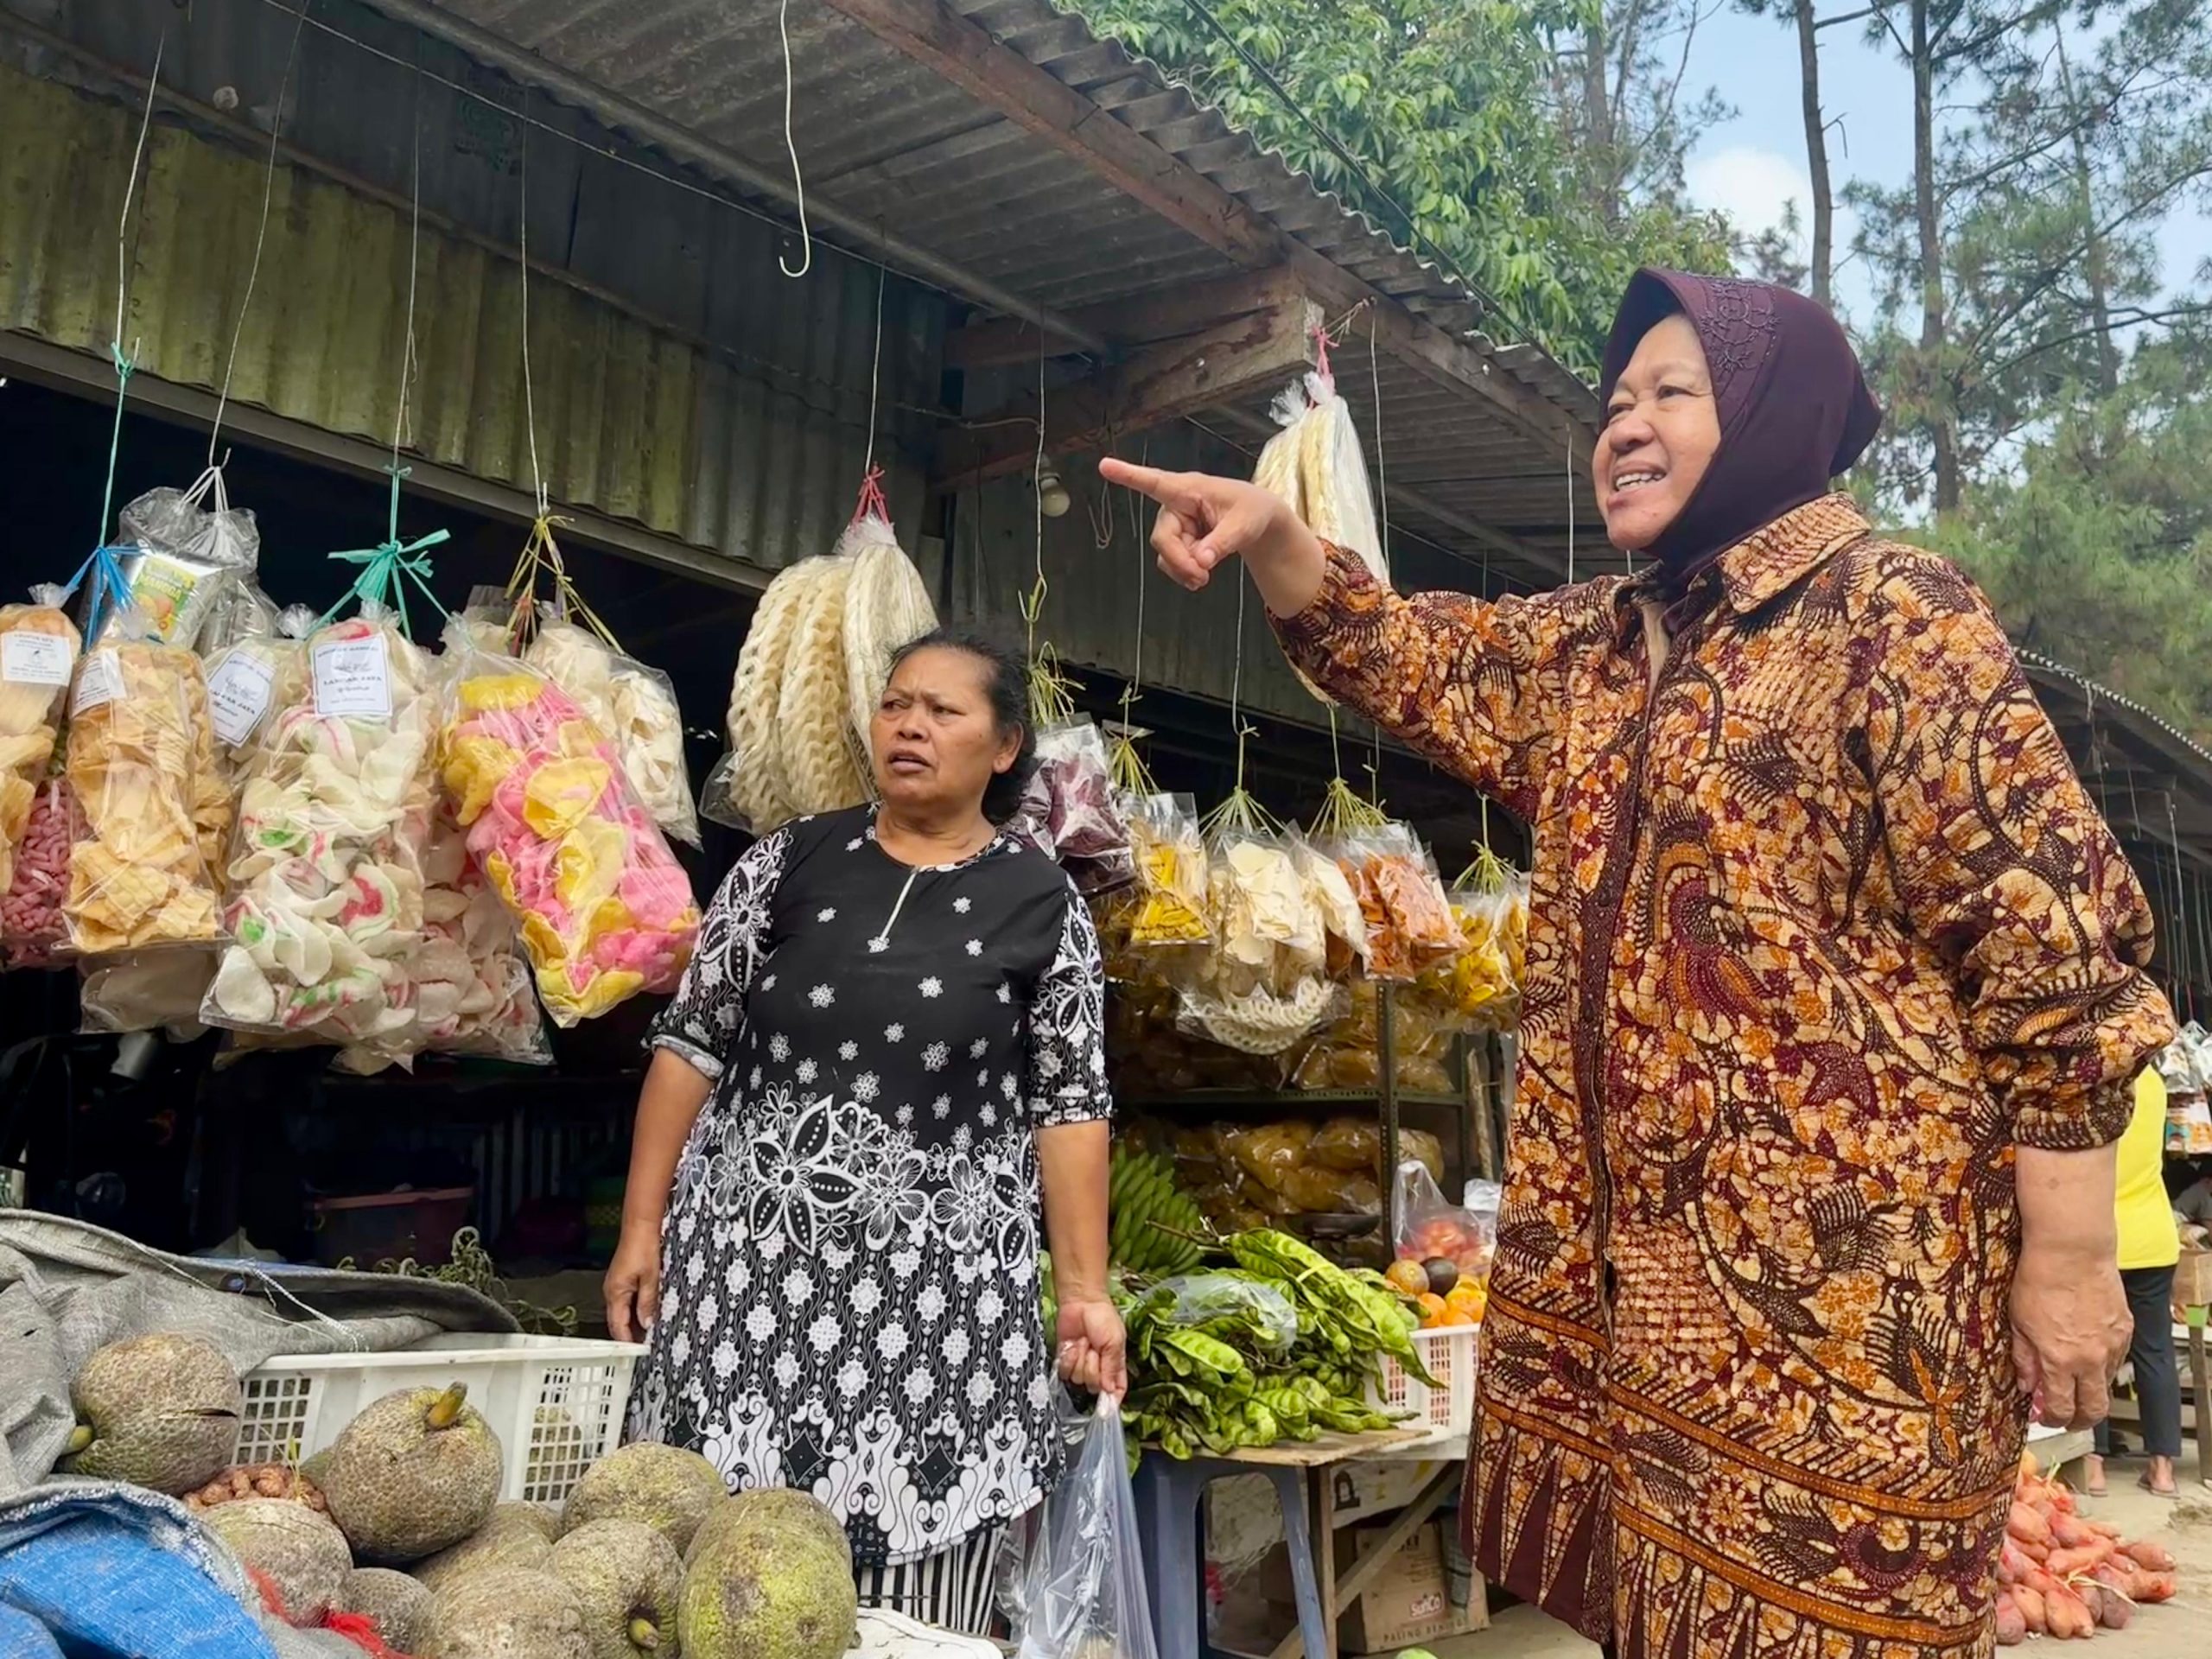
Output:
1109 1143 1205 1276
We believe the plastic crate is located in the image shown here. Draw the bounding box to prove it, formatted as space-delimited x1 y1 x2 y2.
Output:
235 1333 646 1504
1368 1325 1478 1441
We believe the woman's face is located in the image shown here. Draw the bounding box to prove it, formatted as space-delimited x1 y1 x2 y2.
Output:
870 646 1021 819
1595 313 1722 553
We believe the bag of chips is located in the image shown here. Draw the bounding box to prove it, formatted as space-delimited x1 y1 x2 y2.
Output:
202 607 438 1055
0 592 80 900
441 641 699 1027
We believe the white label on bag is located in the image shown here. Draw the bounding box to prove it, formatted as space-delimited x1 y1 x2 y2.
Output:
72 649 123 715
207 652 276 747
1 632 73 687
313 634 392 720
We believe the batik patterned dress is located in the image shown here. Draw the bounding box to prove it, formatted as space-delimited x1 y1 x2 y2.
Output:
1272 496 2173 1658
626 804 1110 1568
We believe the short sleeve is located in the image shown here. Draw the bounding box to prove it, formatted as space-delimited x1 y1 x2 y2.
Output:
1027 893 1111 1128
646 827 791 1079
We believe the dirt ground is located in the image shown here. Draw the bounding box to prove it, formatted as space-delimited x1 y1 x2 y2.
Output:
1425 1456 2212 1658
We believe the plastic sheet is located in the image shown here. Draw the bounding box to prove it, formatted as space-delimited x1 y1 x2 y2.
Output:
442 648 699 1026
1147 1273 1298 1358
63 628 226 954
202 611 437 1055
1012 1395 1159 1659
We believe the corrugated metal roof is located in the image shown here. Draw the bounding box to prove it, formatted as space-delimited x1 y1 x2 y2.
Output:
0 4 946 578
404 0 1601 582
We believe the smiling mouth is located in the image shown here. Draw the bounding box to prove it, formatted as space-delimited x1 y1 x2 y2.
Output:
1611 468 1667 494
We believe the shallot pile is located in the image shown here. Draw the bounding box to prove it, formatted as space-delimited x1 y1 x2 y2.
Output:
1995 1452 2177 1643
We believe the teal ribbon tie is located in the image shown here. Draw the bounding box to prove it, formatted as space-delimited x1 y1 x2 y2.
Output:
320 465 451 638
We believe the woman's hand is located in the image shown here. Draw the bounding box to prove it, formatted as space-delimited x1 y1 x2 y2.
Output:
1098 459 1325 614
603 1224 662 1344
2010 1242 2132 1428
1056 1295 1128 1402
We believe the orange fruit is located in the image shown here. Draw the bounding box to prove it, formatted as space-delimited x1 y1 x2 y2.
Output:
1416 1292 1449 1327
1385 1259 1430 1297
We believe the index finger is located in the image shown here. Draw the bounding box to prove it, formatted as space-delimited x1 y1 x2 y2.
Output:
1100 456 1181 505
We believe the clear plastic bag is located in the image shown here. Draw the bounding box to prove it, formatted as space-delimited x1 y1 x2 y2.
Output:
0 593 81 899
1119 793 1210 951
1334 825 1459 982
79 948 215 1039
1394 1160 1496 1284
105 469 262 652
441 642 700 1027
405 804 552 1065
1021 720 1133 895
525 613 701 848
202 608 438 1053
1142 1273 1297 1357
63 621 226 955
1013 1395 1159 1659
1 775 84 969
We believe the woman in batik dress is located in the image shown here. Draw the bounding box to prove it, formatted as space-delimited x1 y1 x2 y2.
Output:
1105 272 2173 1657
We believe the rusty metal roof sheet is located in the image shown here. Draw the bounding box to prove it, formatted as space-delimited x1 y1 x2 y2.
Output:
411 0 1602 585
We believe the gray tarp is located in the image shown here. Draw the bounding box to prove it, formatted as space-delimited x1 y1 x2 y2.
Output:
0 1208 517 1498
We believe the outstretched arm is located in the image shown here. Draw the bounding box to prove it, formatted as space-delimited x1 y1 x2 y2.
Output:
1101 459 1554 810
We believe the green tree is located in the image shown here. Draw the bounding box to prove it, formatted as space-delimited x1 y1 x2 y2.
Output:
1074 0 1734 372
1929 329 2212 739
1847 0 2212 511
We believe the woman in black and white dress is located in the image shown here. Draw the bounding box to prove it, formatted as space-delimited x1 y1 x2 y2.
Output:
606 628 1123 1634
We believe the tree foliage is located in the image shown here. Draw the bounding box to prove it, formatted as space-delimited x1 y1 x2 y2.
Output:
1073 0 1734 372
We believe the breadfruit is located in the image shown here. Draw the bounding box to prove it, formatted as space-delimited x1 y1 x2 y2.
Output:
201 1497 353 1625
548 1518 682 1658
560 1442 723 1554
335 1567 433 1652
683 1486 851 1571
677 1492 855 1659
322 1382 502 1563
412 1503 555 1596
60 1333 241 1494
422 1566 589 1659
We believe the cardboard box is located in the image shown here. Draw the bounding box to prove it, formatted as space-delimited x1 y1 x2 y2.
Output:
1260 1522 1486 1656
2177 1247 2212 1312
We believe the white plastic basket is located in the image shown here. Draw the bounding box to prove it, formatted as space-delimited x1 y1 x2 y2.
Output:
235 1333 646 1504
1368 1325 1478 1441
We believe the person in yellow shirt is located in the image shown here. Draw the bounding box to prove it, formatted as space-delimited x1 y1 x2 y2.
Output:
2085 1067 2183 1497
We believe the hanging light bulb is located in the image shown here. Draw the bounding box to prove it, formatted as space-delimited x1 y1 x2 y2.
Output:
1036 461 1072 519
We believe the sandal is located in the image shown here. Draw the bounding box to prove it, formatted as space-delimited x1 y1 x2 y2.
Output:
2137 1472 2179 1498
2083 1456 2108 1498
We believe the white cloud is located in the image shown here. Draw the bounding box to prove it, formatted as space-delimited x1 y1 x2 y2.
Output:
1688 144 1860 257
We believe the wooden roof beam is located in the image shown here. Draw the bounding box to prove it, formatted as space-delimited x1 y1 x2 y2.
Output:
816 0 1591 465
933 290 1324 487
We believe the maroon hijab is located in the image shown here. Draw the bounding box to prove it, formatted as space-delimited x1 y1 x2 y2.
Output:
1598 270 1881 609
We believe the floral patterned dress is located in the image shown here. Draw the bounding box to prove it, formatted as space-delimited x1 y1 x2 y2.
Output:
1273 497 2174 1658
626 804 1111 1567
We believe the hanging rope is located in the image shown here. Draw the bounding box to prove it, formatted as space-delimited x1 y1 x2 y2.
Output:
209 2 307 465
774 0 813 278
517 82 550 518
58 545 138 650
861 258 887 479
93 31 166 555
1022 348 1077 728
2167 791 2196 1020
1106 438 1154 796
321 67 448 640
1201 571 1276 837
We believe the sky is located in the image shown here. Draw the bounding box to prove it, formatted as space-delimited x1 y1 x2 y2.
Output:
1679 6 2212 329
